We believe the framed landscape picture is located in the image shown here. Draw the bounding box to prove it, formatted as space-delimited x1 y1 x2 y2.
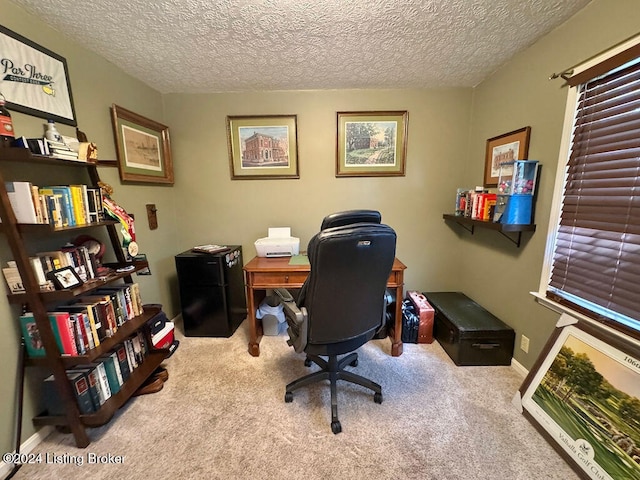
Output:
519 315 640 480
227 115 299 180
484 126 531 187
111 105 174 184
336 111 408 177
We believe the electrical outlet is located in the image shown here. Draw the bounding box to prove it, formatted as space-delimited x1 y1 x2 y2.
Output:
520 335 530 353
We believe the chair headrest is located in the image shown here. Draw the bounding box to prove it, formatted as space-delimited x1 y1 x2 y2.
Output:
320 210 381 230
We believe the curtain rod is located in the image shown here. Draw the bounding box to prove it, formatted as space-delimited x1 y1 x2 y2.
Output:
548 32 640 84
548 70 574 81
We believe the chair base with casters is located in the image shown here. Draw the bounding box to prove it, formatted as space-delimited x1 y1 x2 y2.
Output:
276 219 396 435
284 351 383 434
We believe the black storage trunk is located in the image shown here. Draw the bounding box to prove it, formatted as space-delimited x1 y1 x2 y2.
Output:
423 291 515 366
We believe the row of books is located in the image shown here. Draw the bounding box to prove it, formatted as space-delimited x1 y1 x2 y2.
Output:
12 136 81 161
19 283 144 357
455 188 497 221
4 180 104 226
43 335 150 415
3 243 101 294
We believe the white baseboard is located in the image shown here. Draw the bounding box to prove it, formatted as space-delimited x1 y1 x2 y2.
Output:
0 426 53 477
511 358 528 378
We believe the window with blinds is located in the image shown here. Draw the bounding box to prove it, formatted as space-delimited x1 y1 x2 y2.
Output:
547 51 640 338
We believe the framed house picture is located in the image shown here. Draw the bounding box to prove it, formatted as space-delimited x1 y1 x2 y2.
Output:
227 115 299 180
517 315 640 480
484 126 531 187
336 111 408 177
111 105 174 184
0 25 76 125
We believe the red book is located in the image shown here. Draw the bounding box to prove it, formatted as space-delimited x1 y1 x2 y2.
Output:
49 312 78 355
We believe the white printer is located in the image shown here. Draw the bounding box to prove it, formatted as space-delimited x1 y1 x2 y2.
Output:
254 227 300 257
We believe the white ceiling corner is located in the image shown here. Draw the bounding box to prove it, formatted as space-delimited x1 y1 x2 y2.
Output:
7 0 591 93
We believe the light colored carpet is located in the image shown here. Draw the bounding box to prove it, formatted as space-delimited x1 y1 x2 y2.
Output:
12 320 579 480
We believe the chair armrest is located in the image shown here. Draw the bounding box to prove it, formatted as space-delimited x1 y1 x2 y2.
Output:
278 290 308 353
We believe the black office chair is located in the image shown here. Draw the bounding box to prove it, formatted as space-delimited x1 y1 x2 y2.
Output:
277 221 396 434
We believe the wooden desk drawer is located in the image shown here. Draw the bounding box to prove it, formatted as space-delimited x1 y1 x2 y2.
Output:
250 271 308 288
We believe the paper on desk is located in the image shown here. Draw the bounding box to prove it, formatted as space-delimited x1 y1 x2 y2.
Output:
268 227 292 238
289 254 309 266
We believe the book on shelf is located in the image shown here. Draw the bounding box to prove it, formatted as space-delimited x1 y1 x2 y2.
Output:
4 181 39 224
43 372 96 415
59 305 100 348
191 244 230 254
77 294 118 337
49 311 78 356
124 339 138 371
19 313 65 357
98 353 123 395
115 344 131 382
66 366 102 411
3 264 25 294
86 187 103 222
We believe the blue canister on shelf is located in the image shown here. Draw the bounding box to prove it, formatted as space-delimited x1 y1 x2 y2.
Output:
499 194 533 225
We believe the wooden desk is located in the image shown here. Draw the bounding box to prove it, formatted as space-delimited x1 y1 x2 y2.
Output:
243 255 407 357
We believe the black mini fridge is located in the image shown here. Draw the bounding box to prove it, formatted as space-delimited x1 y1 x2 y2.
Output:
175 246 247 337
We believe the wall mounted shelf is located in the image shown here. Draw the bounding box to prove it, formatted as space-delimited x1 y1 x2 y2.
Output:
442 214 536 247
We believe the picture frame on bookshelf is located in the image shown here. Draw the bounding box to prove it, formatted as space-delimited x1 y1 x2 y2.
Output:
484 127 531 187
111 105 174 185
516 315 640 480
0 25 77 126
226 115 299 180
47 266 83 290
336 111 408 177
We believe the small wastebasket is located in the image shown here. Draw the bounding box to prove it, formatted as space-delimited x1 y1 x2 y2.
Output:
256 295 285 335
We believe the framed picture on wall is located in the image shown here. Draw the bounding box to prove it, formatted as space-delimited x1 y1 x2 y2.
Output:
336 111 408 177
226 115 299 180
0 24 77 126
516 315 640 480
111 104 174 185
484 126 531 187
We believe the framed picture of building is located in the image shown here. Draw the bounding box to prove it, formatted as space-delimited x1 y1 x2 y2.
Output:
336 111 408 177
227 115 299 180
517 314 640 480
484 126 531 187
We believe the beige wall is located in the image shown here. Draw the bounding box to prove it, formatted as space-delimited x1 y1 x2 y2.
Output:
1 0 638 460
163 89 471 300
463 0 640 367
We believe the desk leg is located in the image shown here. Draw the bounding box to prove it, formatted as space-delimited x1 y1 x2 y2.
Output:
391 285 403 356
245 285 263 357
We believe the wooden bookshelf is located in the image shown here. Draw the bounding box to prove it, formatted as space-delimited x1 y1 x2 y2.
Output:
0 147 169 448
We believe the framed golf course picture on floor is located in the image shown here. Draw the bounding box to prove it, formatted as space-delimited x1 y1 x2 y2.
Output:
517 314 640 480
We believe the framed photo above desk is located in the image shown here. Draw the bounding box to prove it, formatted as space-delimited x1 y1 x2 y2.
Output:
227 115 299 180
336 111 408 177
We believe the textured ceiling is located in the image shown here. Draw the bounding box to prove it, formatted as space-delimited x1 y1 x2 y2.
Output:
8 0 591 94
